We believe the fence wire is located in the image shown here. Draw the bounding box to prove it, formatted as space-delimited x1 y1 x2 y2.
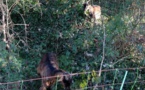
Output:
0 67 145 90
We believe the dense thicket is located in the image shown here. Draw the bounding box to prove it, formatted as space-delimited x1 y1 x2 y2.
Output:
0 0 145 90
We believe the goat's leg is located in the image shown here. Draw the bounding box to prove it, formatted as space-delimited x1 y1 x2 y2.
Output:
47 86 51 90
40 83 52 90
40 80 47 90
40 87 46 90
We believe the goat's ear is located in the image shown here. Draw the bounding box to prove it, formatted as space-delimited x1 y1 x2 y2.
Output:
86 0 90 4
83 3 88 10
83 3 87 7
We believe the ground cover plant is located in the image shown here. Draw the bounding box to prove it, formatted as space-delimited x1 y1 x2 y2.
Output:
0 0 145 90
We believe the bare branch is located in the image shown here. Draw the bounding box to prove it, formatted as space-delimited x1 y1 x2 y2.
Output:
9 0 20 12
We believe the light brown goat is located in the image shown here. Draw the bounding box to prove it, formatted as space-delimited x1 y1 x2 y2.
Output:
83 2 101 21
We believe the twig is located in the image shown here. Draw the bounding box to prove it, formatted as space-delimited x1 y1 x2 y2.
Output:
14 24 29 26
1 1 6 42
112 56 129 66
93 17 106 90
14 10 28 47
9 0 20 12
131 69 139 90
112 69 118 90
98 20 106 77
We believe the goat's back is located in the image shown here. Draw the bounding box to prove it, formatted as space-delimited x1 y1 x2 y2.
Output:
37 52 59 75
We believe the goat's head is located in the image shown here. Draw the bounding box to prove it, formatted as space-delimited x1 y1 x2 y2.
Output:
83 1 101 21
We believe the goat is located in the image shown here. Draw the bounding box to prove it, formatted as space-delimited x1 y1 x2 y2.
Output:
83 1 101 22
37 52 72 90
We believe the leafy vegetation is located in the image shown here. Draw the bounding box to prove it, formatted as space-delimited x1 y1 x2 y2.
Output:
0 0 145 90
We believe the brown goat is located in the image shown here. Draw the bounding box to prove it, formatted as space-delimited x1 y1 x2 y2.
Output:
37 52 72 90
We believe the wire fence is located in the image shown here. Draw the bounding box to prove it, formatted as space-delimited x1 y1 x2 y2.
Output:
0 67 145 90
75 80 145 90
